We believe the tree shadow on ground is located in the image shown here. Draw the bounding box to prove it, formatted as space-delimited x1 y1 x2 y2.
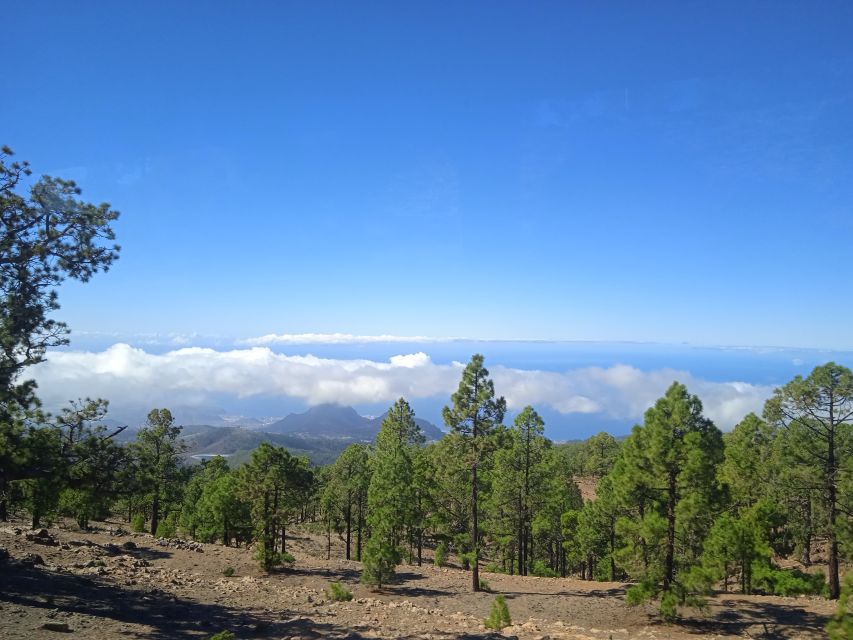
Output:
0 562 369 639
388 584 454 598
287 565 363 582
501 586 626 599
675 598 829 639
131 546 174 561
395 571 428 582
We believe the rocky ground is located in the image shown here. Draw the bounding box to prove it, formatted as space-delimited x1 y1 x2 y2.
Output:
0 519 836 639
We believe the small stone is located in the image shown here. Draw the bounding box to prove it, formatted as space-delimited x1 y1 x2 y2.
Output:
21 553 45 566
26 529 58 546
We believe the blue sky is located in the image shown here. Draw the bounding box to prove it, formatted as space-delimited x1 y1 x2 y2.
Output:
5 3 853 436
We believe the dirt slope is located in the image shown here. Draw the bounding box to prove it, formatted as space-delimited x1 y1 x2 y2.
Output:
0 520 835 639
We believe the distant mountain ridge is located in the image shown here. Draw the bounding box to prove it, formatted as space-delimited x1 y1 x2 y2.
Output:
114 403 445 466
177 425 348 466
264 403 445 441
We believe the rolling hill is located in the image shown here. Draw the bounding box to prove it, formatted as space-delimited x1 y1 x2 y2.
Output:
116 404 445 466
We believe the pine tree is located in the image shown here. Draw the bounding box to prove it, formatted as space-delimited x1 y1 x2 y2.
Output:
491 406 549 575
410 446 435 565
56 400 128 529
362 398 424 586
560 473 618 581
327 444 371 560
719 413 777 507
764 363 853 599
238 443 308 571
442 354 506 592
361 533 400 590
421 437 471 561
0 148 120 521
581 432 621 479
182 457 249 546
369 398 422 536
484 595 512 630
700 501 777 594
616 382 724 618
131 408 186 536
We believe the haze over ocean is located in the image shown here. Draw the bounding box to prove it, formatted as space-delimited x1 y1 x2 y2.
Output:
32 332 853 440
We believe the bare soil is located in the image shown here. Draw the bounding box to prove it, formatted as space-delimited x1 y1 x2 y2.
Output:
0 520 835 639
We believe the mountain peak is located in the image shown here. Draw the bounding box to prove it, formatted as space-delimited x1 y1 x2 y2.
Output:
266 404 444 441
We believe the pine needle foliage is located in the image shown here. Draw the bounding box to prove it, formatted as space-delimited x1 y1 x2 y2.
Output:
442 355 506 592
484 595 512 630
326 582 354 601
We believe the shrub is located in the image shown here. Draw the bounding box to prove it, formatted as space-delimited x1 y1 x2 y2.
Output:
222 566 235 577
659 591 679 622
753 564 827 597
626 578 706 623
254 542 295 572
361 536 398 589
155 516 177 539
827 574 853 639
207 632 235 640
484 562 506 574
531 560 558 578
326 582 354 602
479 578 491 592
484 595 512 630
433 542 447 567
131 514 145 533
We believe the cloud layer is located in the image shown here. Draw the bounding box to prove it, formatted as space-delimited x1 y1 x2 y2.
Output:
239 333 456 346
28 344 774 430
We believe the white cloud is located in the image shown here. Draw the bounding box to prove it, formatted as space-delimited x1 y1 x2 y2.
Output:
29 344 774 429
239 333 456 346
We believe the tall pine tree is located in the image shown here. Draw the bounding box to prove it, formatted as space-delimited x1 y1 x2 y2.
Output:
615 382 723 619
132 408 185 536
764 363 853 599
362 398 424 587
442 354 506 592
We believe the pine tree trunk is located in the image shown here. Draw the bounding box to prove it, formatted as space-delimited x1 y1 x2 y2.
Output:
639 499 649 571
518 519 525 576
663 470 677 592
828 413 840 599
357 494 363 561
472 462 480 592
524 527 533 575
609 520 616 581
346 502 352 560
150 491 160 536
799 494 813 566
